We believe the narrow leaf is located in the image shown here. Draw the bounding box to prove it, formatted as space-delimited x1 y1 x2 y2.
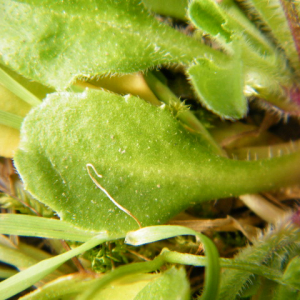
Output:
0 110 23 130
0 234 109 300
0 67 41 107
0 214 96 242
282 256 300 289
0 266 17 279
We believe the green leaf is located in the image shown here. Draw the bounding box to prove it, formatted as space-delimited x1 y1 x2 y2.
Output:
0 237 66 286
0 66 36 157
126 225 220 300
19 273 98 300
217 220 300 299
188 56 247 119
14 89 300 235
92 273 161 300
188 0 232 42
0 67 41 107
282 256 300 289
134 267 190 300
78 268 189 300
14 89 216 235
0 235 109 300
188 0 275 56
0 110 23 130
143 0 189 20
0 214 96 242
241 0 300 76
0 266 17 280
0 0 220 90
0 125 20 157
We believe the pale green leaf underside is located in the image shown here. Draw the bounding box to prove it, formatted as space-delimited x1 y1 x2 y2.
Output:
0 0 217 90
14 89 300 235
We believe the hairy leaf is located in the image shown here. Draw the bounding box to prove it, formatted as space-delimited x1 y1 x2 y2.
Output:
0 0 218 90
14 89 300 235
188 0 232 43
142 0 189 20
238 0 300 77
188 56 246 119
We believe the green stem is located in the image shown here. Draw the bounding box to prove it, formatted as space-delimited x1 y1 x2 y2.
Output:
162 250 284 283
0 110 23 130
0 67 41 107
143 71 227 157
78 225 221 299
126 225 221 300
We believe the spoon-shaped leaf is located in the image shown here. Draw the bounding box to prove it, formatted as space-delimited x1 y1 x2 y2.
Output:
14 89 300 235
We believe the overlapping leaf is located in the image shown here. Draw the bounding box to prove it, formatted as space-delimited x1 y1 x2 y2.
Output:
14 89 300 235
0 0 216 91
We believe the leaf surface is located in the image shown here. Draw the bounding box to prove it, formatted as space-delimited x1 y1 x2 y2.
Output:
0 0 216 90
14 89 217 234
14 89 300 235
188 57 247 119
0 235 109 300
134 267 190 300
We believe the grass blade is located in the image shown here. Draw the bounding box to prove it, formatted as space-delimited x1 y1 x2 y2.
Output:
0 234 108 300
0 214 96 241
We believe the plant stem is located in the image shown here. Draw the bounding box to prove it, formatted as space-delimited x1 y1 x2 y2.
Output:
162 250 284 284
0 68 41 107
143 71 227 157
126 225 220 300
